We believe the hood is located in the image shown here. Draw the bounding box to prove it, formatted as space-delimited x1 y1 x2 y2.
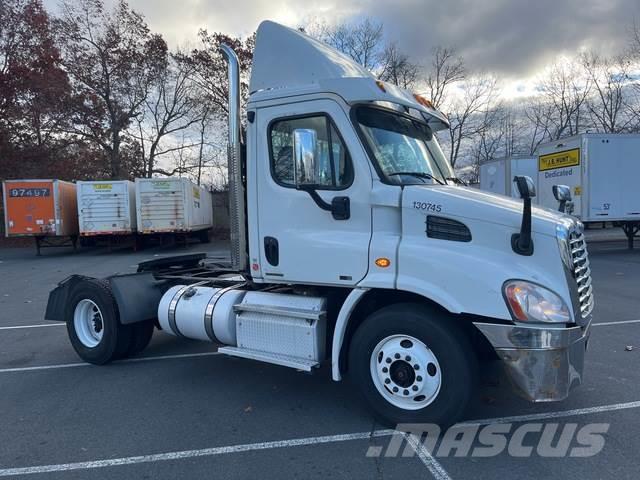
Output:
404 185 571 236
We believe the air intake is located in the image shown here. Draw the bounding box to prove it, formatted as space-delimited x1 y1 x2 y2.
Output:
426 216 472 242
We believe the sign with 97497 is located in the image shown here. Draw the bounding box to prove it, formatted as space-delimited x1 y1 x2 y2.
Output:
413 201 442 212
10 188 50 198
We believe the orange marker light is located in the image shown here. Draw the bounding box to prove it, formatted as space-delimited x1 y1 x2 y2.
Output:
375 257 391 268
413 93 435 109
376 80 387 92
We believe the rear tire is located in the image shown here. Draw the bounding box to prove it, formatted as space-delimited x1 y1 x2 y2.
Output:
66 279 132 365
348 303 475 427
126 320 155 356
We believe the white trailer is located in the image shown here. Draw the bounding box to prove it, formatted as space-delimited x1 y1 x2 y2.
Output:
536 134 640 247
46 22 595 427
479 156 537 198
77 181 136 236
135 178 213 236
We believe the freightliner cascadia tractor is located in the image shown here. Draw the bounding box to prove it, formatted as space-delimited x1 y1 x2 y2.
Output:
46 21 594 426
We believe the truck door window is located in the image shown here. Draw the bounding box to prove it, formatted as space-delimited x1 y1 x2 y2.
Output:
269 115 354 190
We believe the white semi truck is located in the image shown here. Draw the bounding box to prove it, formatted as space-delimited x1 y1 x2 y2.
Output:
45 21 594 426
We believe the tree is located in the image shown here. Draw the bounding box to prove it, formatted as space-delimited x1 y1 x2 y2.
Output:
536 60 591 139
424 47 465 109
0 0 74 179
378 42 420 89
55 0 167 179
581 52 634 133
134 54 203 177
446 75 499 168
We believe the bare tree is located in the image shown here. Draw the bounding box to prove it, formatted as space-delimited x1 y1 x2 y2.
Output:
536 60 591 139
581 51 634 133
378 41 420 89
134 54 203 177
424 47 465 109
446 74 500 168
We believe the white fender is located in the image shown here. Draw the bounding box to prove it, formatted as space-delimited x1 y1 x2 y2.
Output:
331 288 369 381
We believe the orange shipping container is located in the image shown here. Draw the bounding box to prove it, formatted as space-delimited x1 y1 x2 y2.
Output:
2 180 78 237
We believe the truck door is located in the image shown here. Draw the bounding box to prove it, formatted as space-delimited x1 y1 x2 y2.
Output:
255 99 372 285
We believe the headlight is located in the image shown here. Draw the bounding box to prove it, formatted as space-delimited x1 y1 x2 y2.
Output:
503 280 571 323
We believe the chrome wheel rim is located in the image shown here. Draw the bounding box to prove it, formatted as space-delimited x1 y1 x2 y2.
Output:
73 299 104 348
370 334 442 410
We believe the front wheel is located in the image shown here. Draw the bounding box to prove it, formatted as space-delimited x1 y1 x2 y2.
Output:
348 303 475 427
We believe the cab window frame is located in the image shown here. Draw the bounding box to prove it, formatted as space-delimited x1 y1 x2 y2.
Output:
267 112 355 191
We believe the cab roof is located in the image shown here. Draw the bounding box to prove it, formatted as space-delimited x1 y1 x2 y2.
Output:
249 21 449 131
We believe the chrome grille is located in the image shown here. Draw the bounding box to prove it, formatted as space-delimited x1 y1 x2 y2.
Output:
569 230 594 318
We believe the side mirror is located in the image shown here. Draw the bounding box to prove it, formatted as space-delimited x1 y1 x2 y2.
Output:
552 184 572 213
513 175 536 199
552 185 572 202
293 128 318 187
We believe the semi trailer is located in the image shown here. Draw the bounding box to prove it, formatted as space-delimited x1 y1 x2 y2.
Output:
45 21 594 426
536 134 640 248
479 156 538 198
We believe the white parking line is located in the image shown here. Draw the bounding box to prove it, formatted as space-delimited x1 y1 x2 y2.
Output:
592 319 640 327
0 429 397 477
2 399 640 478
0 323 64 331
458 400 640 426
403 433 451 480
0 352 220 373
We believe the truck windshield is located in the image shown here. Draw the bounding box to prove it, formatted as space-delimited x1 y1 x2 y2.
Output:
354 106 454 185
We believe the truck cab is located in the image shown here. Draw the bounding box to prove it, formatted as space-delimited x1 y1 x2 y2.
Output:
46 21 593 426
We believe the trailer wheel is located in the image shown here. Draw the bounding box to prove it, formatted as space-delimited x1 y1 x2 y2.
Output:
126 320 155 356
66 279 132 365
348 303 475 427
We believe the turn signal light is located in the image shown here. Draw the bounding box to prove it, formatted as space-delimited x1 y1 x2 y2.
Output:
375 257 391 268
413 94 435 109
376 80 387 92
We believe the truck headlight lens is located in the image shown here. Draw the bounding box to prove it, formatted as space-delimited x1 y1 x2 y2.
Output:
503 280 570 323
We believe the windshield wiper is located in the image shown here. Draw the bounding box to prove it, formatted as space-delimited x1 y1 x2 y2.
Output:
445 176 468 186
388 172 445 185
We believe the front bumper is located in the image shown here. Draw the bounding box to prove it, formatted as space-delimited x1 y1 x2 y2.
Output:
473 320 591 402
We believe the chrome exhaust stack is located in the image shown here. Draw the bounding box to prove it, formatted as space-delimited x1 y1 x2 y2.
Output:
220 44 247 272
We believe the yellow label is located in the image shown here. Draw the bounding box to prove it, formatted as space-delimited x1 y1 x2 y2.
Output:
93 183 112 190
192 187 200 199
152 181 171 189
539 148 580 171
574 186 582 196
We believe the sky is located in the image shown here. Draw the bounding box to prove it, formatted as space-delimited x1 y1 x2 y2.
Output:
43 0 640 96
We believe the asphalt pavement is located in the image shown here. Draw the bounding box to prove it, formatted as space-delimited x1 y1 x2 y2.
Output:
0 238 638 479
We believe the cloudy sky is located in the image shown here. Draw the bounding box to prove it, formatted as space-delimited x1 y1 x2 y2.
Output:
44 0 639 93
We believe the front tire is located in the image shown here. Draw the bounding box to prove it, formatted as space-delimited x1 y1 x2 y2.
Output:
66 279 132 365
348 303 475 427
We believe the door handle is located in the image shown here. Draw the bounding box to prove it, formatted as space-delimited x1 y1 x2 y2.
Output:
264 236 279 266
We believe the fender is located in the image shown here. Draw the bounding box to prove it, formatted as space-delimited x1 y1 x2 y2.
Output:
331 288 369 381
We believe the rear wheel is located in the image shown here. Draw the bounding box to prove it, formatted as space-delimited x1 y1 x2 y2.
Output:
66 279 132 364
126 320 155 356
348 303 475 427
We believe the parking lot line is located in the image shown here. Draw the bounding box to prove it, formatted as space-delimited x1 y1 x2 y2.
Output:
0 429 398 477
403 433 451 480
2 399 640 478
0 323 64 331
0 352 220 374
592 319 640 327
458 400 640 426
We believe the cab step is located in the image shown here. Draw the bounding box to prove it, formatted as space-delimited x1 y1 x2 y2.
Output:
218 346 319 371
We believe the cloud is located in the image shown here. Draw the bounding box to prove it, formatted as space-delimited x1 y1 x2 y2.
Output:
43 0 639 77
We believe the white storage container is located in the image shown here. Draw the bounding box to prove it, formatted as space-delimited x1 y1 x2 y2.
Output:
135 178 213 233
77 181 136 235
536 134 640 222
479 156 537 198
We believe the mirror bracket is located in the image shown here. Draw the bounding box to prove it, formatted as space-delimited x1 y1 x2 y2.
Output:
298 186 350 220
